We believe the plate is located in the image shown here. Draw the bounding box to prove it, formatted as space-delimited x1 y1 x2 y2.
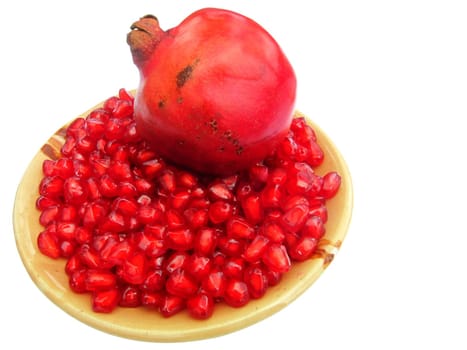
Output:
13 96 353 342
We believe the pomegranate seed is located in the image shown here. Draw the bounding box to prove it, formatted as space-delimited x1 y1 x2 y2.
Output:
36 195 59 210
307 140 324 166
118 88 134 102
166 228 194 251
118 181 138 197
187 293 214 319
243 235 270 263
42 159 56 177
202 269 227 298
137 205 162 225
39 206 60 226
286 162 318 195
226 217 255 240
261 184 283 208
59 240 76 257
208 200 233 224
280 204 309 233
262 244 291 273
56 222 76 241
142 269 165 292
112 99 133 119
208 182 233 201
166 269 198 298
244 265 268 299
165 209 186 229
75 227 92 244
259 221 285 243
141 291 164 308
268 167 288 185
78 244 102 269
169 190 191 209
59 204 78 222
84 269 117 291
223 257 245 279
65 254 84 275
178 171 198 188
92 288 120 313
85 117 105 139
302 215 325 239
120 285 141 307
218 236 245 257
103 240 133 266
159 169 176 193
186 254 212 281
108 161 132 181
82 201 108 228
241 194 263 224
320 171 342 199
69 269 87 293
35 90 341 319
265 269 282 287
121 252 147 285
39 176 64 199
309 204 328 223
160 294 185 317
103 96 119 112
289 236 319 261
164 251 189 274
194 228 217 256
249 164 269 184
112 197 138 216
37 230 60 259
98 174 119 197
224 279 250 307
100 210 127 233
184 208 208 229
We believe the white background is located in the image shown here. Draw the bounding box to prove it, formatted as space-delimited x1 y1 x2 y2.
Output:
1 0 466 348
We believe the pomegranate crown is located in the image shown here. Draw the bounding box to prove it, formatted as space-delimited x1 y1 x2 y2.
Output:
127 15 164 67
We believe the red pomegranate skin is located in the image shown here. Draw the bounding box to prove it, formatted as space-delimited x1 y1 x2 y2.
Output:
127 8 297 175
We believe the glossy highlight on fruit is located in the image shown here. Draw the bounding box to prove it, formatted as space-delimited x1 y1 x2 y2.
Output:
35 89 341 319
127 8 297 175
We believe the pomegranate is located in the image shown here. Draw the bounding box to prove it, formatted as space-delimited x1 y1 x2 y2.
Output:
127 8 297 175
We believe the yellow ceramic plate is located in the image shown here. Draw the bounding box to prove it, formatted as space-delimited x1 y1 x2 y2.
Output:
13 96 353 342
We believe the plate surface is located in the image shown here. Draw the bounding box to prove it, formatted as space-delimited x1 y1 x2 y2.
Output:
13 98 353 342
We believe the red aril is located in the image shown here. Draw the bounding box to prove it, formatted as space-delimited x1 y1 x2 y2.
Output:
320 171 342 199
166 269 198 298
91 288 120 313
244 265 269 299
120 285 141 307
120 252 147 284
84 269 117 291
224 279 250 307
289 236 319 261
37 230 60 259
187 293 214 320
159 294 185 317
262 244 291 273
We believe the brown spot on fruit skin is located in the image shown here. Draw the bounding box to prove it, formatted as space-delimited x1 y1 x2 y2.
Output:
176 65 193 88
176 58 200 88
207 119 218 133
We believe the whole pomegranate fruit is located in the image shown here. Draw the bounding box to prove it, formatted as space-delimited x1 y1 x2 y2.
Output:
127 8 296 175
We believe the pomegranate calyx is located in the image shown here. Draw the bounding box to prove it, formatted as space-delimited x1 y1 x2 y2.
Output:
127 15 164 67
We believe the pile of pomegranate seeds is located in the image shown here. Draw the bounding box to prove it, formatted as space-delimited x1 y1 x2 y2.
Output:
36 89 341 319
